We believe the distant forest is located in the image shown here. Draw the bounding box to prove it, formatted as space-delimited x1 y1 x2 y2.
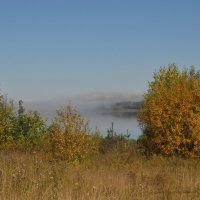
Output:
112 101 142 111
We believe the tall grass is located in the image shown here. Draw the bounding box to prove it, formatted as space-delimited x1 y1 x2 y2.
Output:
0 149 199 200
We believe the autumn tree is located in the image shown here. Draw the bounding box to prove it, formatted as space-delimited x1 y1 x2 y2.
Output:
49 103 98 162
0 95 15 144
137 64 200 158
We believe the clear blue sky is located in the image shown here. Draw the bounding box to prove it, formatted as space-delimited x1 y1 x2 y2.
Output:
0 0 200 101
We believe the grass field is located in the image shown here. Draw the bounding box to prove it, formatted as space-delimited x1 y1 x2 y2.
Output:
0 149 200 200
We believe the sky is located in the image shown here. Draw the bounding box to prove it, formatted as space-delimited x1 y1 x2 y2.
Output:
0 0 200 102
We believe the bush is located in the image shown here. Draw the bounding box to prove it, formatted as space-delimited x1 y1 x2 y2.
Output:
0 95 15 145
11 100 47 146
48 104 99 162
137 64 200 158
0 99 47 148
99 133 133 154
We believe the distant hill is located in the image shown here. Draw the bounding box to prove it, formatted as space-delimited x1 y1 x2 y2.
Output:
111 101 142 111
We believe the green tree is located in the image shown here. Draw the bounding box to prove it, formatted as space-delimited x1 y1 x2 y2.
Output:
137 64 200 158
12 100 47 145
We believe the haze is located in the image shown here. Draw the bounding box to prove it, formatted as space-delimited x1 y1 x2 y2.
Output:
0 0 200 114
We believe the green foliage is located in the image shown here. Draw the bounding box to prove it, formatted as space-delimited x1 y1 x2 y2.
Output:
99 133 134 154
11 101 47 146
99 123 134 154
0 97 47 148
137 64 200 158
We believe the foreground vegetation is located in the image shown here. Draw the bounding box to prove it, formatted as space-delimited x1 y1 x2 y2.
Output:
1 64 200 199
0 149 200 200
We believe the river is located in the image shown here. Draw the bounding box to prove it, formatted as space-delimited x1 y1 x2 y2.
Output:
82 111 142 139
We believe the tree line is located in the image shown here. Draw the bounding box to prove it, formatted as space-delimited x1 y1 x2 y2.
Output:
1 64 200 160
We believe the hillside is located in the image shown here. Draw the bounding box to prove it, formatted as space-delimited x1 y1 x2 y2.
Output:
111 101 142 112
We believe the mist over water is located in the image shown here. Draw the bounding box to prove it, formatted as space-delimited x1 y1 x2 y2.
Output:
24 92 143 139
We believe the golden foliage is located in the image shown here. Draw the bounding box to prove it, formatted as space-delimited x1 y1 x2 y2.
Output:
0 95 15 144
48 103 98 162
138 64 200 158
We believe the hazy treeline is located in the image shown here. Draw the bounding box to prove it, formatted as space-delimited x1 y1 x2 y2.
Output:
1 64 200 160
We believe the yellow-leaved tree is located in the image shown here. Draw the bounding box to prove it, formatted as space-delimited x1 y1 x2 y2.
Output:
0 95 15 145
137 64 200 158
48 103 99 162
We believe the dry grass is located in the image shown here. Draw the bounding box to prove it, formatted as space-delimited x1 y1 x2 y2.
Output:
0 150 200 200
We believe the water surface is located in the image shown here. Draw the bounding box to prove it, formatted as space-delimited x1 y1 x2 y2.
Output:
82 111 142 139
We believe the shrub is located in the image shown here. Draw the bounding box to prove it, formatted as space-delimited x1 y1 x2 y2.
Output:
99 132 133 154
0 95 15 145
137 64 200 158
0 99 47 148
48 103 98 162
11 100 47 146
